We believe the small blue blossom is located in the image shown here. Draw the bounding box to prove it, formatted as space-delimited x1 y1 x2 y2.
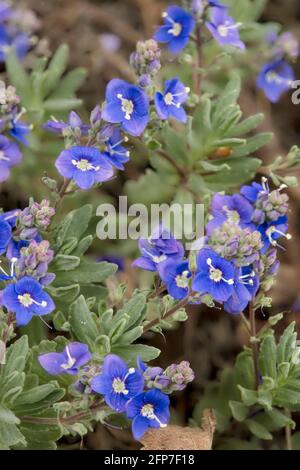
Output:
206 193 254 235
0 25 30 62
155 78 190 123
257 60 295 103
192 248 235 302
154 6 195 54
126 389 170 440
44 111 90 135
258 216 291 252
102 79 149 136
91 354 144 413
10 114 31 146
132 225 184 272
206 8 245 49
224 266 260 315
103 128 130 170
38 342 91 376
0 134 22 182
158 259 191 300
55 146 114 190
1 276 55 326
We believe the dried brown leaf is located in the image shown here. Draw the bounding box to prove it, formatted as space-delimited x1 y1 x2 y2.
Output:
139 409 215 450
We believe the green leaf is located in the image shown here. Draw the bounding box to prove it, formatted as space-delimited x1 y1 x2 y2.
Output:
69 295 98 346
231 133 273 157
6 50 32 100
277 322 297 364
0 405 20 425
229 401 248 422
51 254 81 271
259 334 277 379
113 293 146 331
42 44 69 97
54 260 117 285
112 344 160 365
244 418 272 440
44 98 82 111
0 422 26 448
232 113 264 136
238 386 258 406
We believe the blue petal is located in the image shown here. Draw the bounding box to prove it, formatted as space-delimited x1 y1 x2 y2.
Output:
38 352 66 375
91 374 112 395
55 149 74 179
102 354 128 379
132 415 150 439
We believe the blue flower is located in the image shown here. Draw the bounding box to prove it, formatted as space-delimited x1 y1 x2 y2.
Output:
0 219 12 255
132 225 184 272
1 276 55 326
154 6 195 54
158 259 191 300
258 216 291 252
224 266 260 315
0 25 30 62
257 60 295 103
192 248 235 302
55 146 114 190
0 135 22 182
206 193 254 235
0 209 20 228
91 354 144 413
102 79 149 136
44 111 90 135
126 389 170 440
10 115 31 146
206 8 245 49
155 78 190 123
38 342 91 376
103 128 130 170
240 181 264 203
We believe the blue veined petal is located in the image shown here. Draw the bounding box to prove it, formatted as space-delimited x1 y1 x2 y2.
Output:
132 415 150 439
122 112 148 137
73 169 95 190
168 104 187 123
102 354 128 379
38 352 67 375
55 149 75 179
102 100 124 123
154 92 169 119
105 390 128 413
153 25 172 43
91 373 113 395
168 35 190 54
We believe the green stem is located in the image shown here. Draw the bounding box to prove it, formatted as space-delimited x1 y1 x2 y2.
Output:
249 301 259 389
143 296 190 333
285 409 293 450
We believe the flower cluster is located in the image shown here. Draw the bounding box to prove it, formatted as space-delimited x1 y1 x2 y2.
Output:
0 199 56 326
38 349 194 440
0 1 32 63
130 39 161 88
0 80 31 182
133 178 290 314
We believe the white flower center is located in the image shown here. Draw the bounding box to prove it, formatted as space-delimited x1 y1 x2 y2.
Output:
152 254 167 264
61 345 76 370
207 258 234 284
141 403 167 428
112 368 135 395
18 293 47 308
266 72 294 87
164 92 174 106
112 377 129 395
72 158 100 172
117 94 134 120
217 21 242 38
169 22 182 37
0 150 9 161
175 270 190 288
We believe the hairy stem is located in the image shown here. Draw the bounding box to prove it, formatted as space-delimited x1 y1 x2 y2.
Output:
285 409 293 450
249 301 259 389
143 297 190 333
